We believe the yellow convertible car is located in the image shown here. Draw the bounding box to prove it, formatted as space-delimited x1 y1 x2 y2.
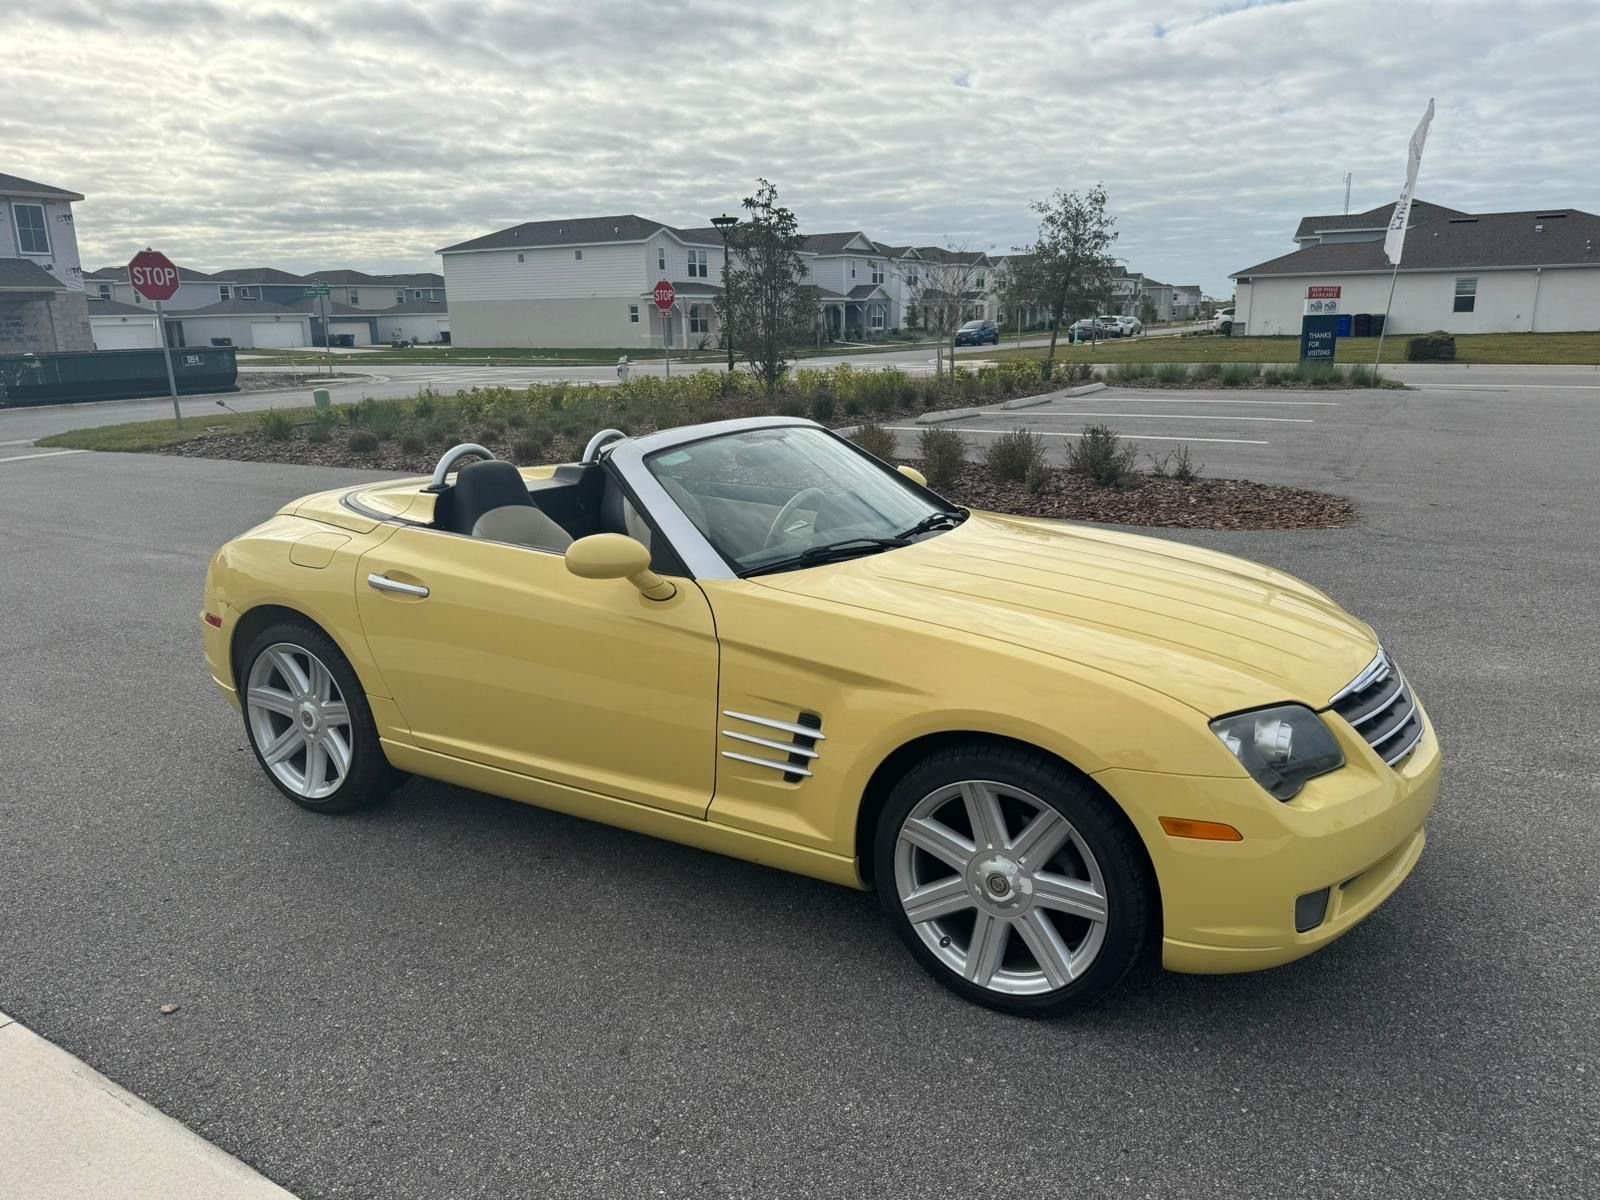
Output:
203 417 1440 1015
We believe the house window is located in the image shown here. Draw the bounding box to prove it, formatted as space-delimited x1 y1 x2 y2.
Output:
517 252 525 263
97 283 111 300
869 304 885 331
574 249 583 260
412 290 422 299
396 289 406 303
658 247 667 273
689 304 709 335
219 285 231 301
629 304 640 323
907 270 918 287
870 260 883 284
976 273 986 289
238 287 257 299
1454 277 1477 313
687 249 708 278
850 261 857 279
349 289 359 305
12 203 49 255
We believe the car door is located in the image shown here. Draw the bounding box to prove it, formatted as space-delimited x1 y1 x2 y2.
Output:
355 525 718 818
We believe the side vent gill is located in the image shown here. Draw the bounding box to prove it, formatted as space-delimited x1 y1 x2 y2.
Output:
720 710 825 783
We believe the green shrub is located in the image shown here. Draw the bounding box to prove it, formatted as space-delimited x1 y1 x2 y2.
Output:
1190 361 1221 382
364 402 404 439
851 422 899 460
511 434 548 462
1150 445 1203 482
809 391 837 423
985 427 1047 484
842 395 864 416
398 432 428 456
1344 364 1378 388
1067 424 1138 488
1406 332 1455 361
1024 459 1052 494
1292 361 1339 387
347 430 379 453
1066 361 1094 383
257 407 294 440
412 395 437 420
306 408 337 443
1154 362 1188 386
1111 361 1150 385
1218 362 1254 387
918 426 966 491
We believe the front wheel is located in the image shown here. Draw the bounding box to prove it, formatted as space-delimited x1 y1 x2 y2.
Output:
240 620 404 813
874 743 1151 1016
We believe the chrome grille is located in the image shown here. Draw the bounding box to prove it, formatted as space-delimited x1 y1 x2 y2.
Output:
1328 650 1424 767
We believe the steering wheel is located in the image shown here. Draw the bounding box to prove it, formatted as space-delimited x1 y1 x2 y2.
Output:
764 487 827 549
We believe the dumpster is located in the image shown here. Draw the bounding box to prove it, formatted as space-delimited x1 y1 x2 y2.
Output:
0 346 238 407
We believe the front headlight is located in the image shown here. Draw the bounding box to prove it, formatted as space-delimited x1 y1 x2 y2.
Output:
1210 704 1345 800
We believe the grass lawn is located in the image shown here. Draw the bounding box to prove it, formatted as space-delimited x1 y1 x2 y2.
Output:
983 331 1600 366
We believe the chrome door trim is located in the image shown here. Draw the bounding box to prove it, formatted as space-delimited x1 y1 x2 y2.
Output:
366 573 430 598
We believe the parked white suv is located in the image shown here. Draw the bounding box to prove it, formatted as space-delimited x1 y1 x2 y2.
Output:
1211 308 1235 334
1105 315 1142 337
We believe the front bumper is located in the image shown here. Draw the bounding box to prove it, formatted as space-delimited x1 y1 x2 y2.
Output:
1096 703 1441 973
201 599 240 711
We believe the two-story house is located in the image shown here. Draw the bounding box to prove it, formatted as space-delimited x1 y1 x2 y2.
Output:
1 171 94 355
439 215 732 350
800 232 897 340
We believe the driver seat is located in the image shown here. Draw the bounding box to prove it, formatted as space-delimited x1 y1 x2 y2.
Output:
450 460 572 552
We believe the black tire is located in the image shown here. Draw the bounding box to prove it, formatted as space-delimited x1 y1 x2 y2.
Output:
873 741 1152 1017
239 619 405 814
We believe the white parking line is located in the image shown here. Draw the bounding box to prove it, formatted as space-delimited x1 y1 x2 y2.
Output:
0 449 88 464
1018 410 1312 424
1055 395 1341 406
885 426 1269 446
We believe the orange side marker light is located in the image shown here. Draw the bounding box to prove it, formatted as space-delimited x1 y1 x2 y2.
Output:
1159 816 1243 841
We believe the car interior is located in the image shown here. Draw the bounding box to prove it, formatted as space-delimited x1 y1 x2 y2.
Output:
427 456 680 572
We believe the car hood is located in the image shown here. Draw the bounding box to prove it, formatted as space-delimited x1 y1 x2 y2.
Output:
753 512 1377 716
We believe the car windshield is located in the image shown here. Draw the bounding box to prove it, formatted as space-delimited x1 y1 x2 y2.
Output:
644 425 961 575
959 320 984 331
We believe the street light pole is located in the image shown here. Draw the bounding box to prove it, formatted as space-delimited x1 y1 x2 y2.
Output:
711 213 739 373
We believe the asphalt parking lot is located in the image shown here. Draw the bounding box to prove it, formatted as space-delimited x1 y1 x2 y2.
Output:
1 379 1597 1198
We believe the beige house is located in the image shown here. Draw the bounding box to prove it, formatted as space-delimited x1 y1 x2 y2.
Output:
0 171 93 354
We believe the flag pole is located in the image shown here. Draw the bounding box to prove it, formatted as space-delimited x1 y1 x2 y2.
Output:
1374 261 1400 371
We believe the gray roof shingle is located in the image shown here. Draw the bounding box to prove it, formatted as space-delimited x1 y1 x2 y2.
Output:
439 215 670 254
803 232 877 256
1236 207 1600 277
0 260 66 291
1293 199 1467 241
85 298 151 316
0 171 84 200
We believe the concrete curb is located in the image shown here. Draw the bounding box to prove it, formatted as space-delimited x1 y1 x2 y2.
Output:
1063 381 1108 397
0 1012 297 1200
915 406 983 425
1000 394 1052 410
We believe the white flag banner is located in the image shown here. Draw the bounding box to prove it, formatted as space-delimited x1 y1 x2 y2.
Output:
1384 98 1436 266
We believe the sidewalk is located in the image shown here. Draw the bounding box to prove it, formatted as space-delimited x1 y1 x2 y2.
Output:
0 1012 296 1200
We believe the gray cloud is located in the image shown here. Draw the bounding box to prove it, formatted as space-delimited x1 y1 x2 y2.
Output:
6 0 1598 292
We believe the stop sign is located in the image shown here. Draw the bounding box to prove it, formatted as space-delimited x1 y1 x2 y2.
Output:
652 280 676 312
128 249 180 302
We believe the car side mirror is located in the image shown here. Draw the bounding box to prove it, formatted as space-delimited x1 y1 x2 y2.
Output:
564 534 676 601
897 465 928 487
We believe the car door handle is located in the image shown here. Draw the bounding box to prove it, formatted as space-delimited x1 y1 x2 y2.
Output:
366 573 429 598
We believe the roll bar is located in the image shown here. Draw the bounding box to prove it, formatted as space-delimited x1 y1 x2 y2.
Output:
427 443 496 490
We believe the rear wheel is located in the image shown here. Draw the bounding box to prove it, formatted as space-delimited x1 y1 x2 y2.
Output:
874 743 1151 1016
240 621 403 813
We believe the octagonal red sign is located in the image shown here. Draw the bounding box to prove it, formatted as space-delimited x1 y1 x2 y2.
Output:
128 249 180 302
652 280 676 312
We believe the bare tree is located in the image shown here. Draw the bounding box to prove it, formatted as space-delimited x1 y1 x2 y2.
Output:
908 243 989 378
717 178 812 397
1011 185 1119 375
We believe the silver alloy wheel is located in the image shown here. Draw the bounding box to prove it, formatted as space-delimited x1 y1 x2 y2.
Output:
245 642 354 801
893 780 1108 995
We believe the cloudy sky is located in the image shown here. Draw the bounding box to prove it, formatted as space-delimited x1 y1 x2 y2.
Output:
8 0 1598 293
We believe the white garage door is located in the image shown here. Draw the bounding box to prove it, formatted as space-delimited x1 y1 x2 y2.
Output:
330 321 372 347
250 322 302 348
91 319 160 350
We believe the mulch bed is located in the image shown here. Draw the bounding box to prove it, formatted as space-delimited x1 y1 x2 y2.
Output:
928 462 1356 529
